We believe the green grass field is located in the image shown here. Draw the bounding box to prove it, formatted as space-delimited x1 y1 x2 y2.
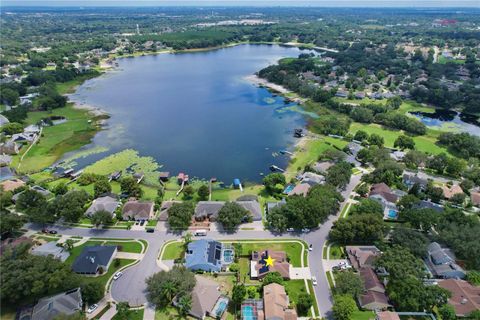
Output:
14 104 98 173
161 241 185 260
286 138 335 180
230 240 305 267
112 308 144 320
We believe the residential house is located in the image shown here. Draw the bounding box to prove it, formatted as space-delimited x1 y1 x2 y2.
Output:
359 290 392 311
0 237 33 256
158 200 180 221
30 288 82 320
158 171 170 182
250 250 291 280
369 183 399 209
11 132 37 143
470 191 480 207
298 171 325 186
177 172 189 184
346 246 381 270
438 279 480 317
313 161 335 174
335 90 348 98
360 267 386 293
194 200 262 222
288 183 310 197
376 311 400 320
390 150 406 161
347 141 363 159
263 283 298 320
85 196 120 218
0 178 25 192
72 245 117 275
0 154 12 166
0 166 14 181
412 200 444 213
122 200 155 221
441 185 464 200
425 242 466 279
12 185 51 203
24 125 41 134
266 199 286 215
185 239 234 272
0 114 9 126
185 275 229 319
0 141 19 154
31 241 70 262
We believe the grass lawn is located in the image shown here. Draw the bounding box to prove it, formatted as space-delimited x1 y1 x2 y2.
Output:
161 241 185 260
284 280 315 317
352 309 375 320
155 306 195 320
112 308 144 320
0 306 16 320
340 203 351 219
93 304 111 320
65 239 142 265
81 258 136 289
329 244 345 260
34 235 60 242
326 271 335 289
15 104 98 173
286 138 336 180
102 241 143 253
146 220 158 227
56 73 100 95
229 241 305 267
349 122 448 155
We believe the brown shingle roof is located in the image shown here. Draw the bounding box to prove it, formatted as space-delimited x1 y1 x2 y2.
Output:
438 279 480 317
346 246 381 270
252 250 291 279
470 191 480 206
370 183 398 203
263 283 297 320
288 183 310 197
377 311 400 320
0 179 25 192
360 267 385 293
122 201 154 220
441 185 464 199
359 291 391 310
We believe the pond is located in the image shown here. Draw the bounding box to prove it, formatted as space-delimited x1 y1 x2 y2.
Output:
67 44 311 183
409 109 480 137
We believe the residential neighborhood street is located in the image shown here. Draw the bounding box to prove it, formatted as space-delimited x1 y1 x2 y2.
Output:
25 173 361 319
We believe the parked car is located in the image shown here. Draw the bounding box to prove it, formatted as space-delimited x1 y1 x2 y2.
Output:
312 276 317 286
146 228 154 233
41 228 49 233
135 221 139 225
286 228 295 232
301 228 310 233
113 271 123 280
49 230 58 234
87 304 98 314
140 220 145 226
309 244 313 251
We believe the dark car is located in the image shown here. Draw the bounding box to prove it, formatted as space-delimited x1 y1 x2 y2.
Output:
140 220 145 226
146 228 154 233
49 230 58 234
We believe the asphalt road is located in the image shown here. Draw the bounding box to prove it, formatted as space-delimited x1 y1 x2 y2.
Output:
26 174 361 318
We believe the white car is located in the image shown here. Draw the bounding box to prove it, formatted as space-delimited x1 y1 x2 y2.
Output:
308 244 313 251
87 304 98 314
301 228 310 233
312 276 317 286
286 228 295 232
113 271 123 280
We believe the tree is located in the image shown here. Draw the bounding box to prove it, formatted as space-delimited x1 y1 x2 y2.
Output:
353 130 369 142
334 271 364 298
439 304 456 320
387 96 402 109
332 295 356 320
329 214 385 244
182 232 193 248
49 190 90 223
90 210 113 227
394 135 415 150
167 202 194 231
0 88 19 105
64 239 75 252
177 294 192 316
428 153 449 174
375 246 425 280
296 293 313 316
466 270 480 286
247 286 257 299
349 198 383 217
368 133 384 147
115 302 130 320
197 185 209 201
81 282 104 304
0 254 80 303
183 185 194 199
326 161 352 190
445 157 466 177
263 173 286 195
400 208 439 231
94 179 112 198
145 266 196 307
390 228 429 258
52 182 68 195
231 284 246 309
0 211 26 236
0 122 23 135
217 202 249 231
355 184 369 197
262 272 284 286
15 189 52 225
120 177 143 198
403 150 428 169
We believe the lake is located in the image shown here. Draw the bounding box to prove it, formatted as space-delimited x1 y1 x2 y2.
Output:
68 44 310 183
409 109 480 137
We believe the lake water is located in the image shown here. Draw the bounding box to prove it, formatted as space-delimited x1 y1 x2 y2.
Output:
68 44 310 183
409 110 480 137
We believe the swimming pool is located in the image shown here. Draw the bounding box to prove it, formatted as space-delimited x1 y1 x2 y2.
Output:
212 297 229 318
387 209 398 219
223 249 234 263
242 305 256 320
283 184 295 194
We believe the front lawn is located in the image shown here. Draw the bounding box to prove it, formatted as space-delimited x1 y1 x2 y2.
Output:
352 309 375 320
112 308 144 320
329 244 345 259
65 239 143 265
161 241 185 260
81 258 136 289
228 240 305 267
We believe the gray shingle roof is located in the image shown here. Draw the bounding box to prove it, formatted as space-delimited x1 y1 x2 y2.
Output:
31 288 82 320
31 241 70 262
85 196 120 217
72 245 116 274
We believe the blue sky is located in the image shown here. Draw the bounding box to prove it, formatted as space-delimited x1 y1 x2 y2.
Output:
2 0 479 7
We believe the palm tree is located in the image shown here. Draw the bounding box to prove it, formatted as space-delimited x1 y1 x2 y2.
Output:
177 294 192 316
162 280 176 303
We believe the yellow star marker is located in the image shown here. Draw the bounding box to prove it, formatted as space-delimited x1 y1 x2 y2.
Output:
265 255 276 267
